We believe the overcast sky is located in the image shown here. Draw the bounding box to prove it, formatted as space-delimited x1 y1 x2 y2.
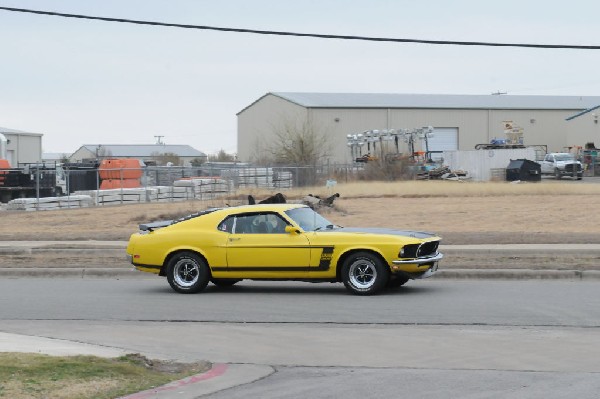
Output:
1 0 599 155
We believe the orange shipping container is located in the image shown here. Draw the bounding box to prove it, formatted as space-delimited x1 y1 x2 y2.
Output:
99 159 142 180
0 159 9 185
100 179 141 190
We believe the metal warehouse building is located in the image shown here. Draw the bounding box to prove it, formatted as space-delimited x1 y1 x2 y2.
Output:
0 126 43 166
237 93 600 163
70 144 207 166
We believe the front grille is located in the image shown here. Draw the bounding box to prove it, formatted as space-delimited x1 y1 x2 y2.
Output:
565 164 582 172
418 241 439 257
401 244 418 258
400 241 439 258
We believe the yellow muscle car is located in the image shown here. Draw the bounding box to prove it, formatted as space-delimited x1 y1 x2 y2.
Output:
126 203 443 295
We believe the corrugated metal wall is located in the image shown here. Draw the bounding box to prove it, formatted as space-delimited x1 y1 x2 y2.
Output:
4 133 43 165
237 94 592 164
237 94 308 163
443 148 537 181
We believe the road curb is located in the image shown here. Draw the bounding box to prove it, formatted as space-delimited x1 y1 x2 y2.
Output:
0 267 598 280
0 242 599 281
0 268 143 278
435 269 600 280
118 363 274 399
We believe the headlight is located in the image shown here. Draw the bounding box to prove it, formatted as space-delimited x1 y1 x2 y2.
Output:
399 244 420 258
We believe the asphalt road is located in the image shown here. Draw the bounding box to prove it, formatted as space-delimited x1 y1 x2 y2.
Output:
1 278 600 398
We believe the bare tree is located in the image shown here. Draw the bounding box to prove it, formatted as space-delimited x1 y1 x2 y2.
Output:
150 152 181 166
268 118 331 186
208 149 236 162
270 119 330 166
190 157 206 166
95 146 112 159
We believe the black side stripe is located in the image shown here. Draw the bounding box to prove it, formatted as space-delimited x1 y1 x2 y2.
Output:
318 246 334 270
213 266 314 272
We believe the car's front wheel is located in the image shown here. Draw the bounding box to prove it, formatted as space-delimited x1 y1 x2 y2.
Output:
342 252 389 295
166 252 210 294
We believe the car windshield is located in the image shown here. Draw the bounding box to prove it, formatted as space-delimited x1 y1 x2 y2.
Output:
555 154 575 161
285 207 334 232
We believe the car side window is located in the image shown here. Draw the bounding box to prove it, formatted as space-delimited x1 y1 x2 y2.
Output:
234 215 255 234
218 216 235 233
232 213 289 234
265 214 289 234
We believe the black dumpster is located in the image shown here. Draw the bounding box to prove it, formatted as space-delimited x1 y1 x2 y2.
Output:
506 159 541 182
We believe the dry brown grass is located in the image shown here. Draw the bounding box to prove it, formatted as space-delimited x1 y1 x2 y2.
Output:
270 180 600 199
1 181 599 244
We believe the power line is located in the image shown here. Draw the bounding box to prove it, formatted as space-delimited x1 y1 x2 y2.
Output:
1 5 600 50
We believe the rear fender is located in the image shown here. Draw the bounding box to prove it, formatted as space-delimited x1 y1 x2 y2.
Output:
161 248 211 276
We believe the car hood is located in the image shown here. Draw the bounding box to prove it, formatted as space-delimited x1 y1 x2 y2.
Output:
322 227 437 239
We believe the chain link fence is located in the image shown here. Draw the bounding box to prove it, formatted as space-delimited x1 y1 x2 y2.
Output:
2 162 367 210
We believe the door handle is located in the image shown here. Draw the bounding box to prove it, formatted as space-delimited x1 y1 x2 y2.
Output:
229 237 241 242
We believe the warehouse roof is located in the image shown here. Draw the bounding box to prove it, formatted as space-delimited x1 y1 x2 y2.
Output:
0 126 42 136
76 144 206 158
240 92 600 113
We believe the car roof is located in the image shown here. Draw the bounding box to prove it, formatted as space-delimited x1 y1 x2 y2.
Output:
221 203 308 213
167 203 308 227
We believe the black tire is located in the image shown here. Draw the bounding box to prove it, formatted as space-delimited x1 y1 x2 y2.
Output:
387 276 409 289
341 252 389 295
211 278 241 287
166 252 210 294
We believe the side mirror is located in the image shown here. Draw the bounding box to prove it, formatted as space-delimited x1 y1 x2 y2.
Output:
285 225 301 234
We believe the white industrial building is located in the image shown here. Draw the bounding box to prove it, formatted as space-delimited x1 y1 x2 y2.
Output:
237 93 600 164
0 127 44 166
69 144 207 166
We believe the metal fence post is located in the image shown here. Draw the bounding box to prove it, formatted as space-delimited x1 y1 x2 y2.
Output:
119 168 124 204
35 162 40 211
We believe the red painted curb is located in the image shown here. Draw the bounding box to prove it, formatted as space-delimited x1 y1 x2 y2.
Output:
119 363 229 399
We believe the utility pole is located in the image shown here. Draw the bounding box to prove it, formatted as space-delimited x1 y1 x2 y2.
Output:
154 135 165 145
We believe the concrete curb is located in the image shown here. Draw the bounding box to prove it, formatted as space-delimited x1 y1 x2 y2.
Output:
0 330 274 399
119 363 274 399
435 269 600 280
1 267 599 280
1 241 599 281
0 268 143 278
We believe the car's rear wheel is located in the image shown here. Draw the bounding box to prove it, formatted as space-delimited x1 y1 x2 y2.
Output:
342 252 389 295
211 278 241 287
166 252 210 294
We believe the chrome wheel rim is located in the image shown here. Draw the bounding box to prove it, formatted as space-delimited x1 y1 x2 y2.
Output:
348 259 377 289
173 258 200 288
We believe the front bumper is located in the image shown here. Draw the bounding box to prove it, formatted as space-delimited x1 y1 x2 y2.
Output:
392 252 443 265
391 252 443 279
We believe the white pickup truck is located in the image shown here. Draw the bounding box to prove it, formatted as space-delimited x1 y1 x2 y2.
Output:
539 153 583 180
